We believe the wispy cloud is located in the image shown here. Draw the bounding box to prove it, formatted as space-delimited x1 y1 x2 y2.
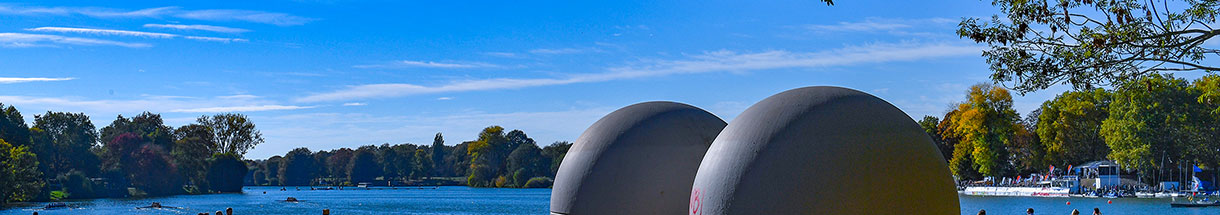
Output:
27 27 247 43
483 52 520 58
170 105 315 113
353 60 500 69
78 6 178 18
299 42 982 102
144 24 250 33
181 36 247 43
175 9 315 26
216 94 259 100
529 47 599 55
0 5 313 26
342 102 366 106
804 17 955 33
0 94 308 115
0 77 75 84
0 33 150 48
436 97 453 100
28 27 175 38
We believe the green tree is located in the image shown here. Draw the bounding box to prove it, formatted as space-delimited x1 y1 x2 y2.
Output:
467 126 509 187
263 156 283 186
943 84 1021 177
56 170 95 199
197 113 264 156
325 148 353 181
449 142 471 177
939 109 979 179
107 132 183 196
919 116 952 161
172 124 214 189
0 103 31 148
1102 74 1216 176
506 142 546 187
99 112 174 152
31 111 100 176
348 146 381 184
0 139 43 205
280 148 318 186
960 0 1220 93
380 144 417 181
206 153 248 192
1198 74 1220 116
415 148 433 179
1038 89 1113 167
129 143 183 196
99 113 180 192
311 150 331 183
252 168 267 186
541 141 571 177
1011 110 1045 175
430 133 445 177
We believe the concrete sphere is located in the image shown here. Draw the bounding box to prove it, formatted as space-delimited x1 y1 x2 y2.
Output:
551 101 727 215
689 86 957 214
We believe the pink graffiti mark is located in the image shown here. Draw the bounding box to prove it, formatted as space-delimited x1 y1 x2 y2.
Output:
690 188 702 215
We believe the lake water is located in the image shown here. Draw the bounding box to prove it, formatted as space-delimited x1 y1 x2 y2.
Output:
2 186 1217 214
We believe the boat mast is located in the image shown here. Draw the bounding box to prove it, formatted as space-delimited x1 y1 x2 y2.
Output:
1159 152 1165 192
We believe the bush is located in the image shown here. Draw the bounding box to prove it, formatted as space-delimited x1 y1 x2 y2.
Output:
494 175 509 188
522 177 553 188
57 171 96 199
49 191 69 200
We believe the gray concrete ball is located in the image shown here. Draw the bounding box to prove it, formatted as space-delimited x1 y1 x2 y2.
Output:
689 86 957 214
551 101 727 215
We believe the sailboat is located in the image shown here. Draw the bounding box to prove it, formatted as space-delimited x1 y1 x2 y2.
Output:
1169 165 1215 207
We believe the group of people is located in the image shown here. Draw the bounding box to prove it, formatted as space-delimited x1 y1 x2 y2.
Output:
976 208 1102 215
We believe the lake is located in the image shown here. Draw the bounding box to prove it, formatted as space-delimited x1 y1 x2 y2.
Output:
1 186 1216 214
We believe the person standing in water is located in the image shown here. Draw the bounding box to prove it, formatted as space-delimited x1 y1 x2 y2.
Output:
1026 208 1034 214
1071 209 1080 215
1092 208 1100 215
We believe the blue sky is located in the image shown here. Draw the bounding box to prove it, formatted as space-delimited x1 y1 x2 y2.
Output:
0 0 1105 159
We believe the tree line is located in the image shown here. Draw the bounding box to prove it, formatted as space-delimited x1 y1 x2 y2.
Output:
923 74 1220 183
0 105 264 206
251 126 571 189
0 103 576 207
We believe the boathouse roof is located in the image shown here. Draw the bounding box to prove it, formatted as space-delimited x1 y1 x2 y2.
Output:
1073 160 1120 170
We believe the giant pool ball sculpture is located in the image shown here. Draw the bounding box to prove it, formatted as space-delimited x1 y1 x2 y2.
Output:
689 86 957 214
551 101 727 215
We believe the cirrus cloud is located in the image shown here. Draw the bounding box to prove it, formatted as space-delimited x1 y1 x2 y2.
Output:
353 60 500 69
0 77 75 84
0 5 313 26
27 27 248 43
170 105 316 113
298 42 982 102
0 33 150 48
143 24 250 33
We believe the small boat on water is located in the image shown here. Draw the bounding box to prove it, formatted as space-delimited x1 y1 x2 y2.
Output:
135 202 182 209
1170 200 1220 207
962 179 1077 197
43 202 67 209
1155 192 1185 198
